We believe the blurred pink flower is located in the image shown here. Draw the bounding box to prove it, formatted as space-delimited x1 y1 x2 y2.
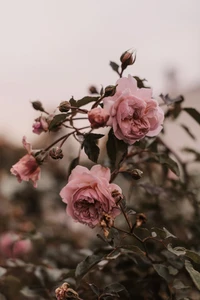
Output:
0 232 32 259
10 136 41 187
103 75 164 144
88 107 109 129
32 116 49 135
60 165 121 228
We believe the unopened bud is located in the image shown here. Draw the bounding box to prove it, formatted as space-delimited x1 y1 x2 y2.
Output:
136 213 147 228
58 101 71 112
120 48 136 71
88 107 109 129
31 101 45 112
104 85 117 97
49 147 63 160
89 85 98 94
100 214 114 238
130 169 143 180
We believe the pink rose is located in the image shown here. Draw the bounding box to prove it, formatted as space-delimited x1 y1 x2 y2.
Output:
32 116 48 134
0 232 32 258
88 107 109 129
103 75 164 144
60 165 121 228
10 136 41 187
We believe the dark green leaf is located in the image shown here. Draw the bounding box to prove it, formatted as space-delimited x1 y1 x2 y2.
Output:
121 245 146 257
151 227 176 239
68 157 79 176
185 260 200 290
185 250 200 264
184 108 200 125
180 124 196 140
75 96 99 108
153 264 172 282
133 76 148 88
75 254 104 280
88 283 100 296
104 283 130 299
152 153 180 177
85 133 104 140
69 96 77 107
160 94 184 105
110 61 119 74
83 139 100 163
106 129 128 168
48 114 68 131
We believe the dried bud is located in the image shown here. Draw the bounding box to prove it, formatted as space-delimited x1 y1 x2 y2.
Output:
89 85 98 94
32 116 49 135
104 85 117 97
100 214 114 238
120 48 136 71
130 169 143 180
49 147 64 160
136 213 147 228
111 189 123 204
88 107 109 129
59 101 71 112
55 283 81 300
31 100 44 112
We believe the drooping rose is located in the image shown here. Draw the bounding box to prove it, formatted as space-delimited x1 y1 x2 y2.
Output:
32 116 49 135
10 136 41 187
88 107 109 129
0 232 32 259
103 75 164 144
60 165 121 228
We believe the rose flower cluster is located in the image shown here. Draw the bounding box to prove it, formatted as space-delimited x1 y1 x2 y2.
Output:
10 50 164 230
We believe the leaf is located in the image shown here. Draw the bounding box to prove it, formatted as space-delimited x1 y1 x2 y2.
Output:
106 129 128 168
104 283 130 299
68 157 79 175
48 114 68 131
185 250 200 264
167 244 186 256
153 264 172 282
160 94 184 105
152 153 180 177
183 107 200 125
133 76 148 88
82 133 104 163
163 227 177 239
185 260 200 290
180 124 196 140
173 279 190 290
88 283 100 296
109 61 119 74
75 254 104 280
121 245 146 257
74 96 99 108
151 227 176 239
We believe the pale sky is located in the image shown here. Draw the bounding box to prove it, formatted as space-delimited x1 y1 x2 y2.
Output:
0 0 200 145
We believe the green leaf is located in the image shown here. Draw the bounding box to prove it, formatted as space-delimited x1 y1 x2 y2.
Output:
185 250 200 264
48 114 68 131
121 245 146 257
152 153 180 177
184 107 200 125
106 129 128 168
133 76 148 88
109 61 119 74
167 244 186 256
75 96 99 108
82 133 104 163
160 94 184 105
153 264 172 282
180 124 196 140
75 254 104 280
151 227 176 239
88 283 100 296
185 260 200 290
68 157 79 175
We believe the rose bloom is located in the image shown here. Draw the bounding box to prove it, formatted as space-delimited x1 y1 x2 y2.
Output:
10 136 41 187
103 75 164 144
32 116 49 135
0 232 32 259
60 165 121 228
88 107 109 129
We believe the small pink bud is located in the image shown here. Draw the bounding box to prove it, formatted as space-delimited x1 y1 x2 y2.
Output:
88 107 109 129
32 116 49 135
120 48 136 70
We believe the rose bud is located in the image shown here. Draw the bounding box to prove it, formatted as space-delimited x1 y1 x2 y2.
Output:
49 147 64 160
32 116 49 135
89 85 98 94
31 100 44 112
136 213 147 228
120 48 136 70
104 85 117 97
10 136 41 187
88 107 109 129
130 169 143 180
58 101 71 112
